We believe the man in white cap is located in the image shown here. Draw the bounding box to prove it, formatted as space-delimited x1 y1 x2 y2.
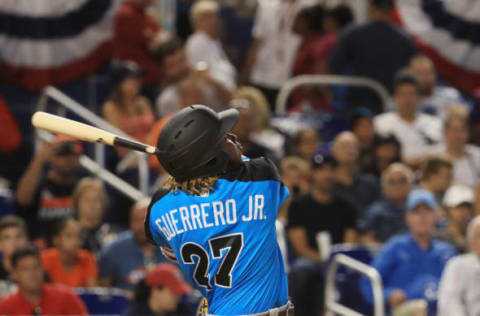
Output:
438 215 480 316
434 185 475 253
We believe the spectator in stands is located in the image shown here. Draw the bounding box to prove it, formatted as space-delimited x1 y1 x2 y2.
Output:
418 156 453 204
434 185 474 254
363 134 402 177
374 70 442 166
0 216 28 297
294 128 320 161
350 109 376 172
102 61 155 149
0 246 87 315
16 137 84 245
41 217 97 288
362 189 456 314
277 156 310 220
113 0 165 86
126 264 194 316
438 216 480 316
290 5 331 112
409 55 465 119
288 154 357 316
73 178 118 256
242 0 313 110
153 37 232 118
361 163 413 244
332 131 381 217
147 76 210 175
185 1 236 94
230 100 276 162
329 0 417 114
290 4 354 112
233 86 286 160
430 106 480 188
99 199 166 290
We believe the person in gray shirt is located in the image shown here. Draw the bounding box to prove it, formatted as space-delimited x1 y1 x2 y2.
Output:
438 216 480 316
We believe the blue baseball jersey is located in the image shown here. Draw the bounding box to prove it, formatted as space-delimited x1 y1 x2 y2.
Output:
145 158 289 315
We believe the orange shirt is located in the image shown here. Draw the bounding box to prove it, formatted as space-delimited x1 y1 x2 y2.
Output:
41 248 97 288
147 114 173 171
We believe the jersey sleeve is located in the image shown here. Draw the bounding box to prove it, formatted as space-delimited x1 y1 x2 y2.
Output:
248 158 290 212
145 189 170 247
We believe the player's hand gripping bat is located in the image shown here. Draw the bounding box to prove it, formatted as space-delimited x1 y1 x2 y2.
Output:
32 111 159 155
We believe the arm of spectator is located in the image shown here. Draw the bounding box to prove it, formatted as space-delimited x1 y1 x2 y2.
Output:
15 142 56 206
372 241 403 304
288 228 322 262
102 101 121 129
98 248 116 287
192 69 232 105
240 39 261 85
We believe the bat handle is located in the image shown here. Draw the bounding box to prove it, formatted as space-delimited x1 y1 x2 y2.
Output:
113 137 159 155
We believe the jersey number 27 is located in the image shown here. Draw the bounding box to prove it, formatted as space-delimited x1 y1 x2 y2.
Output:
180 233 244 290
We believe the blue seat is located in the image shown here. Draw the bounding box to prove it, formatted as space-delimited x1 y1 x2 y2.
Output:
77 288 130 315
326 245 374 316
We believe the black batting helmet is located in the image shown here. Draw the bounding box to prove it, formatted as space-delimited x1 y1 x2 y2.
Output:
156 105 239 182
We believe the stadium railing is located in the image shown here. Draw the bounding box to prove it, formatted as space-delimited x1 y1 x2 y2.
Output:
274 74 393 115
36 86 151 196
325 253 384 316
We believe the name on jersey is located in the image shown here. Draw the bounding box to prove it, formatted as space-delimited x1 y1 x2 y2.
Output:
155 195 265 241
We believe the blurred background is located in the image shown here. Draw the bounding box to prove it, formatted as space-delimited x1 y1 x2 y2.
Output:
0 0 480 315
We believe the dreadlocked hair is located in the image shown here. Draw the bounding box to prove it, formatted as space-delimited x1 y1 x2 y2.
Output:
164 176 219 196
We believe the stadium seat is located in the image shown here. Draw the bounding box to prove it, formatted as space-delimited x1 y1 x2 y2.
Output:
76 288 130 315
326 245 374 315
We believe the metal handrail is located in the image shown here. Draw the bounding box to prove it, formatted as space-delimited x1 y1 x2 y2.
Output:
275 75 393 115
36 86 150 195
36 131 146 201
325 254 384 316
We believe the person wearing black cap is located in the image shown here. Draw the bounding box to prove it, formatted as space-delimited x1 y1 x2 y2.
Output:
287 153 357 316
146 105 294 315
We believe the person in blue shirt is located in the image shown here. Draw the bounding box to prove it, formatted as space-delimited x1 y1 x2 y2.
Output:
361 163 413 244
361 189 456 315
145 105 292 315
99 199 166 290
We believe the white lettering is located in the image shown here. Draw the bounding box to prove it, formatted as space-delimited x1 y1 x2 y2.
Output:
161 215 173 237
212 201 226 226
170 209 183 234
179 206 192 232
242 196 253 221
201 203 213 228
155 219 171 241
254 195 265 220
164 213 176 238
190 204 203 229
225 199 237 224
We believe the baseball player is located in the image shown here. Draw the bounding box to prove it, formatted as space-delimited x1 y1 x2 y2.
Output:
145 105 293 315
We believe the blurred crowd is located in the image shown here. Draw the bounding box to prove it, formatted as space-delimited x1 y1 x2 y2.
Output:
1 0 480 315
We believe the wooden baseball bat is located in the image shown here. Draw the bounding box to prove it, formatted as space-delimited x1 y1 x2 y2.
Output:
32 111 159 155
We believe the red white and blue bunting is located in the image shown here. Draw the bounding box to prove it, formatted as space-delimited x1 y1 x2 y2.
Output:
394 0 480 92
0 0 120 91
